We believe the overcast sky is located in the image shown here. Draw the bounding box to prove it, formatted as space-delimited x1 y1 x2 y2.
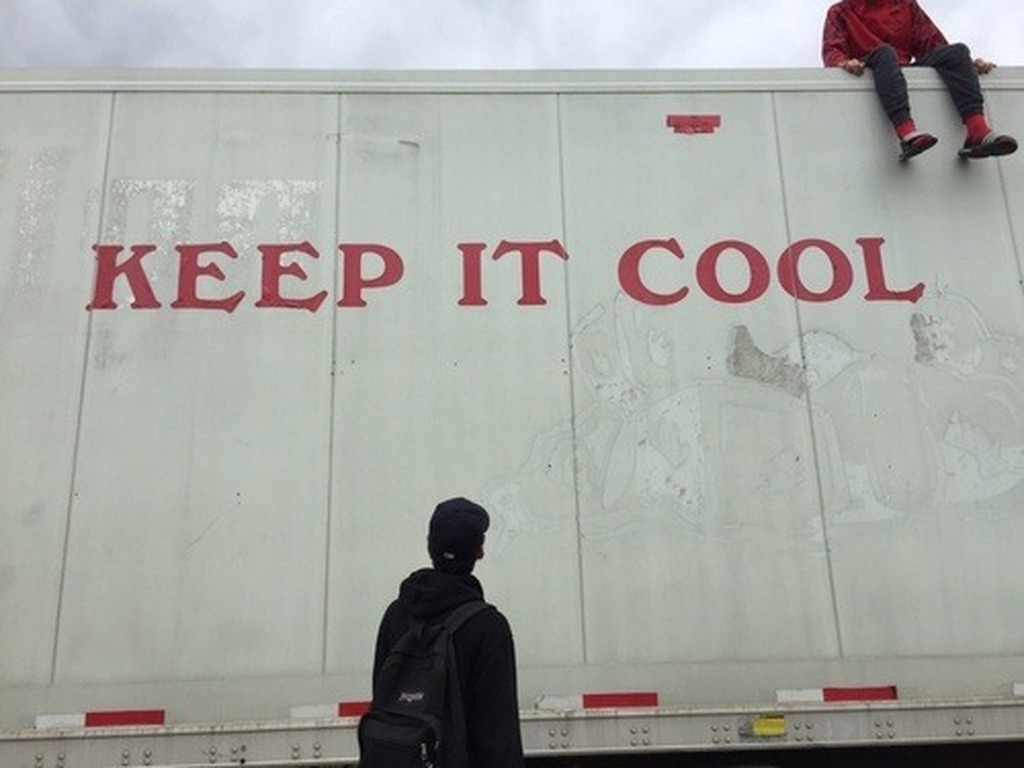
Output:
0 1 1020 70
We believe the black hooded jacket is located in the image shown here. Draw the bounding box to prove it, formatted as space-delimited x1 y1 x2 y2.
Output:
372 568 526 768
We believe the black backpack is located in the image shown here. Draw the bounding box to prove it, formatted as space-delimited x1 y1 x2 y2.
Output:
358 600 491 768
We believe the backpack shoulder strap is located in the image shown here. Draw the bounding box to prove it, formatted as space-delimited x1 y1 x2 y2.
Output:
436 600 491 767
441 600 492 635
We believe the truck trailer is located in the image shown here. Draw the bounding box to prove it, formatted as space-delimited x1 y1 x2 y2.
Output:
1 67 1023 766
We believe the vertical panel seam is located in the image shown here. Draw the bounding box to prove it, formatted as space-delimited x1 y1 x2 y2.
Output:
993 147 1022 300
770 90 845 657
320 92 344 675
556 92 589 665
49 91 117 684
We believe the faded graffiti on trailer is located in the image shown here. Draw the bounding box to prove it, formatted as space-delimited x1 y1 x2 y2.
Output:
484 292 1024 549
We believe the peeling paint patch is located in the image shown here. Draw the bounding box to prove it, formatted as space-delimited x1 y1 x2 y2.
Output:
216 180 324 259
727 325 806 398
911 312 949 364
9 148 70 298
106 179 195 248
216 180 322 240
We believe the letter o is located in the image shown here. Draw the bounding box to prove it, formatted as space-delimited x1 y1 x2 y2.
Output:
696 240 770 304
777 238 853 302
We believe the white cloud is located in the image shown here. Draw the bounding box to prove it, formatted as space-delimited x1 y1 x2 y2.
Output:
0 0 1019 70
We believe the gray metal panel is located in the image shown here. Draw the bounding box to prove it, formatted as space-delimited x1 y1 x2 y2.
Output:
0 93 109 685
991 82 1024 310
774 72 1024 658
558 92 838 665
326 92 581 677
54 92 339 683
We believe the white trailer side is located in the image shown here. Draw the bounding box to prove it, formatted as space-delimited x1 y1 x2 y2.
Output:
1 68 1023 765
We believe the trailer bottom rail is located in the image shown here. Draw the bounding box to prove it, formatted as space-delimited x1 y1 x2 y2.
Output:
3 698 1023 767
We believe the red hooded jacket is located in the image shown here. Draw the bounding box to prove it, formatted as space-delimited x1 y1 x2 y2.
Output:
821 0 948 66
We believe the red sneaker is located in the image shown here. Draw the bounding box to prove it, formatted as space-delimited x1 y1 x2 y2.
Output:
899 132 938 161
958 132 1018 159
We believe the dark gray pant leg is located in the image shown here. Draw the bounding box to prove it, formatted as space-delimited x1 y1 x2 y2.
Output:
915 42 984 120
864 44 911 128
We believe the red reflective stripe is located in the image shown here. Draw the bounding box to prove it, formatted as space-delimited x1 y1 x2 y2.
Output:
338 701 371 717
822 686 898 702
582 692 659 709
84 710 166 727
666 114 722 134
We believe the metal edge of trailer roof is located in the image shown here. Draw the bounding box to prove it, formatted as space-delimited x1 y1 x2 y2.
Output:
0 66 1022 94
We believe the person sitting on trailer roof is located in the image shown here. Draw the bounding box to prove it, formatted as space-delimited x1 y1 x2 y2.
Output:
821 0 1018 161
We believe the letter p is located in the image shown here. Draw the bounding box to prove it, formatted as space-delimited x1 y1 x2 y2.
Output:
337 243 404 307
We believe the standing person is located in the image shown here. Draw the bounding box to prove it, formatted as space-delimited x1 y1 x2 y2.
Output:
371 497 526 767
821 0 1018 161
